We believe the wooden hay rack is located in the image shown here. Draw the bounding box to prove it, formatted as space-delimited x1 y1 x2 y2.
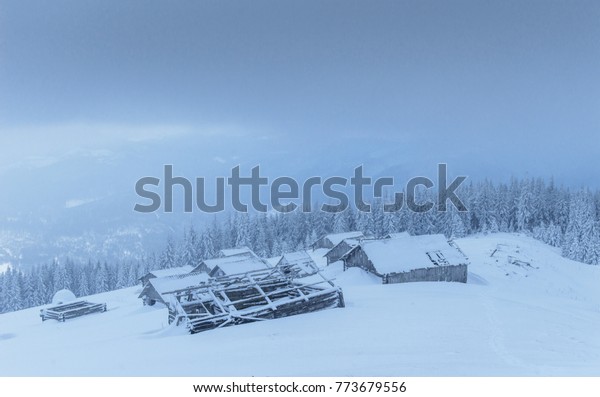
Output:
40 301 107 322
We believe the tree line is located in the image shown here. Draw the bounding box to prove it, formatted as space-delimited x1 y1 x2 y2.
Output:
1 176 599 313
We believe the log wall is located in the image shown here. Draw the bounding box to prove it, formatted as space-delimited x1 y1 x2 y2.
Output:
384 264 468 284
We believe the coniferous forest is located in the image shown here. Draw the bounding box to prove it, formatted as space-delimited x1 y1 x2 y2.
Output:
1 176 599 314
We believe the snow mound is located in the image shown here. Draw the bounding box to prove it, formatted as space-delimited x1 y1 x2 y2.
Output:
334 266 382 286
52 289 77 305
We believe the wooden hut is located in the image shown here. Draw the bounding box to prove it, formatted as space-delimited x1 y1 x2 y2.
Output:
340 234 468 284
202 255 271 278
310 231 365 250
323 239 360 265
190 248 260 274
217 246 258 258
138 265 194 286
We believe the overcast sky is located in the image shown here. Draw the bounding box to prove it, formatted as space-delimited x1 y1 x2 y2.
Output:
0 0 599 184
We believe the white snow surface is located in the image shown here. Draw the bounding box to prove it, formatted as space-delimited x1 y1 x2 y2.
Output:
359 233 467 274
1 233 599 376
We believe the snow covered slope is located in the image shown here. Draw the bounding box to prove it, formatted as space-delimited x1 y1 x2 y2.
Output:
0 234 598 376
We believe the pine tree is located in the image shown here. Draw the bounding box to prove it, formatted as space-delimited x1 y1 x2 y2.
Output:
517 178 534 231
333 210 348 233
199 231 216 260
116 262 130 289
78 270 90 297
6 269 23 311
96 262 110 293
563 189 596 263
449 210 467 239
20 273 34 308
0 272 6 313
160 237 177 269
235 213 251 248
52 261 69 292
181 226 199 268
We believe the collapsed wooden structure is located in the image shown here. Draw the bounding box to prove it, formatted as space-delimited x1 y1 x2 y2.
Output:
166 264 344 334
276 250 318 277
40 301 107 322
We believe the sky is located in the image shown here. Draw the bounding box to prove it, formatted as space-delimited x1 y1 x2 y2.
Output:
0 0 599 182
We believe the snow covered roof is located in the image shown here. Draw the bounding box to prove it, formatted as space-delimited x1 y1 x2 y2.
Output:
355 234 468 274
148 272 210 296
148 265 194 278
324 231 364 246
218 247 257 258
205 255 271 276
384 232 411 239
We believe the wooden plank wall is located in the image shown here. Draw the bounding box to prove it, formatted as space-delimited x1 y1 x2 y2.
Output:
384 264 468 284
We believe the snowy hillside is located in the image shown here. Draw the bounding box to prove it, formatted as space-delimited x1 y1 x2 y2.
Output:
0 233 598 376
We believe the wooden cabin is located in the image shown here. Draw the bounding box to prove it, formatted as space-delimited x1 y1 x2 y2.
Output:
138 272 210 306
310 231 365 250
203 255 271 278
323 239 360 265
190 248 259 274
138 265 195 286
217 246 258 258
340 234 468 284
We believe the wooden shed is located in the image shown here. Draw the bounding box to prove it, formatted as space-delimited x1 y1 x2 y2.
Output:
190 248 260 274
203 255 271 278
323 238 360 265
217 246 258 258
340 234 469 284
310 231 365 250
138 265 195 286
